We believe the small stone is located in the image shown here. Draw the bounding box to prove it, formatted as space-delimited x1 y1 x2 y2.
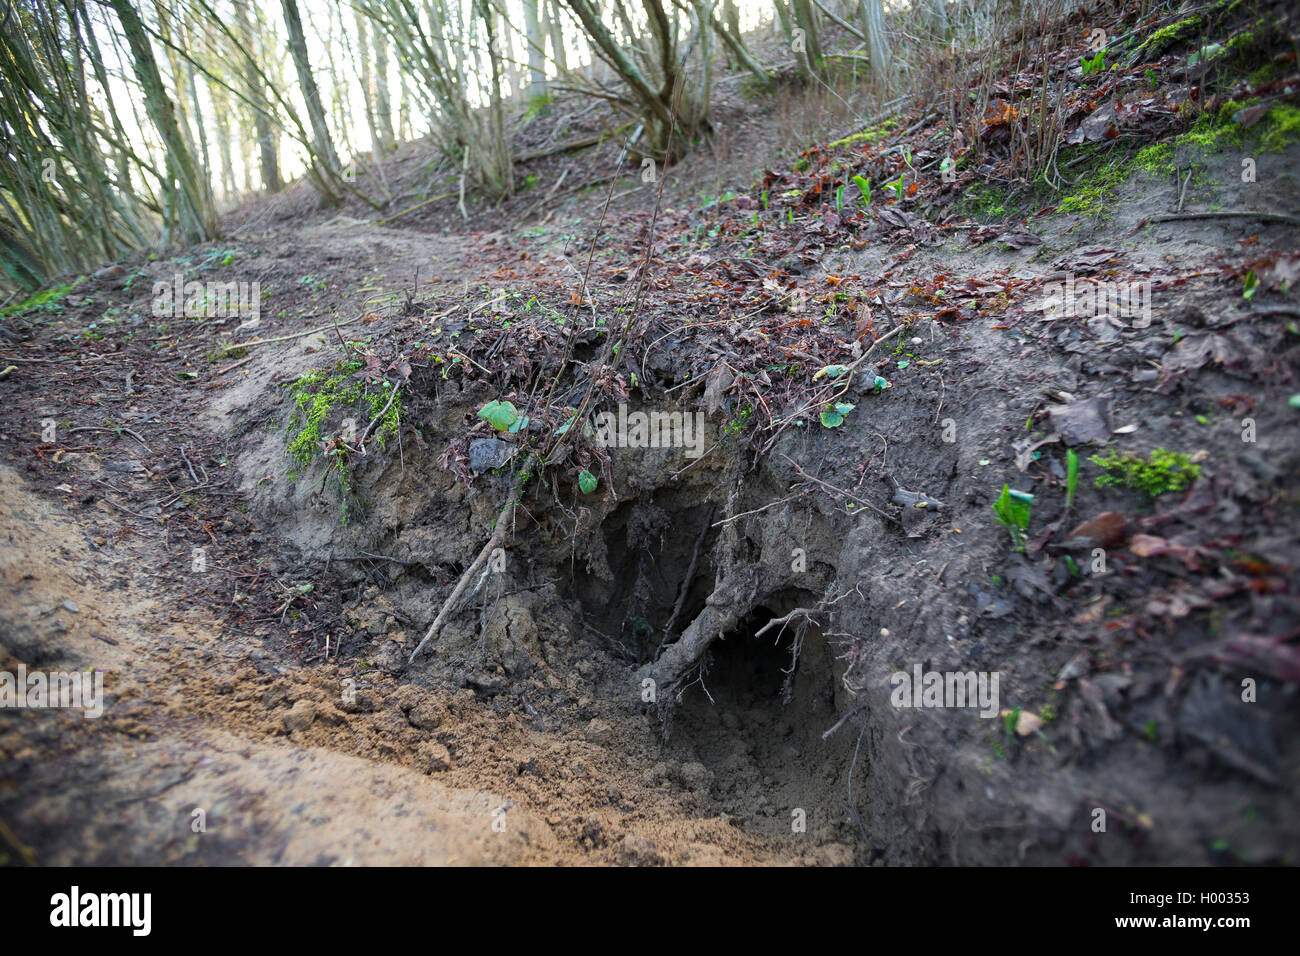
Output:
263 685 290 709
617 833 663 866
282 699 317 732
584 718 615 745
60 600 80 614
468 438 515 474
418 740 453 773
407 700 447 730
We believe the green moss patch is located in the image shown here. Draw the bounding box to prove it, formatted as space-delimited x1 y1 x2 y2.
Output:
1137 15 1203 54
1 279 80 318
285 360 401 523
1090 448 1201 500
828 118 899 150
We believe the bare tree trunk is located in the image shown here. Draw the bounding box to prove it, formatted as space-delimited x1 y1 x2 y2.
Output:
78 0 132 187
372 19 395 150
774 0 793 41
398 68 411 142
522 0 547 101
355 6 380 153
108 0 217 243
721 0 740 67
476 0 513 194
234 0 282 193
858 0 891 83
546 0 567 72
212 86 237 200
281 0 343 196
930 0 948 39
791 0 826 83
709 4 771 87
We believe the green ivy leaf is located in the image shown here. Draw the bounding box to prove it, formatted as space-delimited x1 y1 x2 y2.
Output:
820 402 854 428
578 470 598 494
477 400 519 431
812 364 849 381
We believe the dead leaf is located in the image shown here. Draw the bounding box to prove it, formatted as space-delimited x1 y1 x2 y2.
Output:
1067 511 1129 548
1015 711 1043 736
702 365 735 416
1048 396 1113 446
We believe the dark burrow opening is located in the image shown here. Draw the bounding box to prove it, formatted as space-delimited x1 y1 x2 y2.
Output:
668 596 866 848
572 496 718 663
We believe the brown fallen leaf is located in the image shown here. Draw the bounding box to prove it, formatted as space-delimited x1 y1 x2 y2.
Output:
1073 594 1112 625
1067 511 1129 549
1015 711 1043 736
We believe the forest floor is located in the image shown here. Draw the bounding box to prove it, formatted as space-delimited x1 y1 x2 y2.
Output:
2 1 1298 865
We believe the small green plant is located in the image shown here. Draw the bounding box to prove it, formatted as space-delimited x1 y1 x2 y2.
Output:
1081 50 1105 76
201 248 237 267
962 185 1005 218
1003 706 1022 736
578 469 598 494
1090 447 1201 499
852 175 871 207
992 484 1032 551
826 118 898 149
819 401 855 428
723 405 753 436
478 399 520 432
1242 269 1259 299
1065 448 1080 510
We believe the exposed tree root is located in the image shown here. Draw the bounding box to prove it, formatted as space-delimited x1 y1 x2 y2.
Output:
406 452 538 665
636 567 755 698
